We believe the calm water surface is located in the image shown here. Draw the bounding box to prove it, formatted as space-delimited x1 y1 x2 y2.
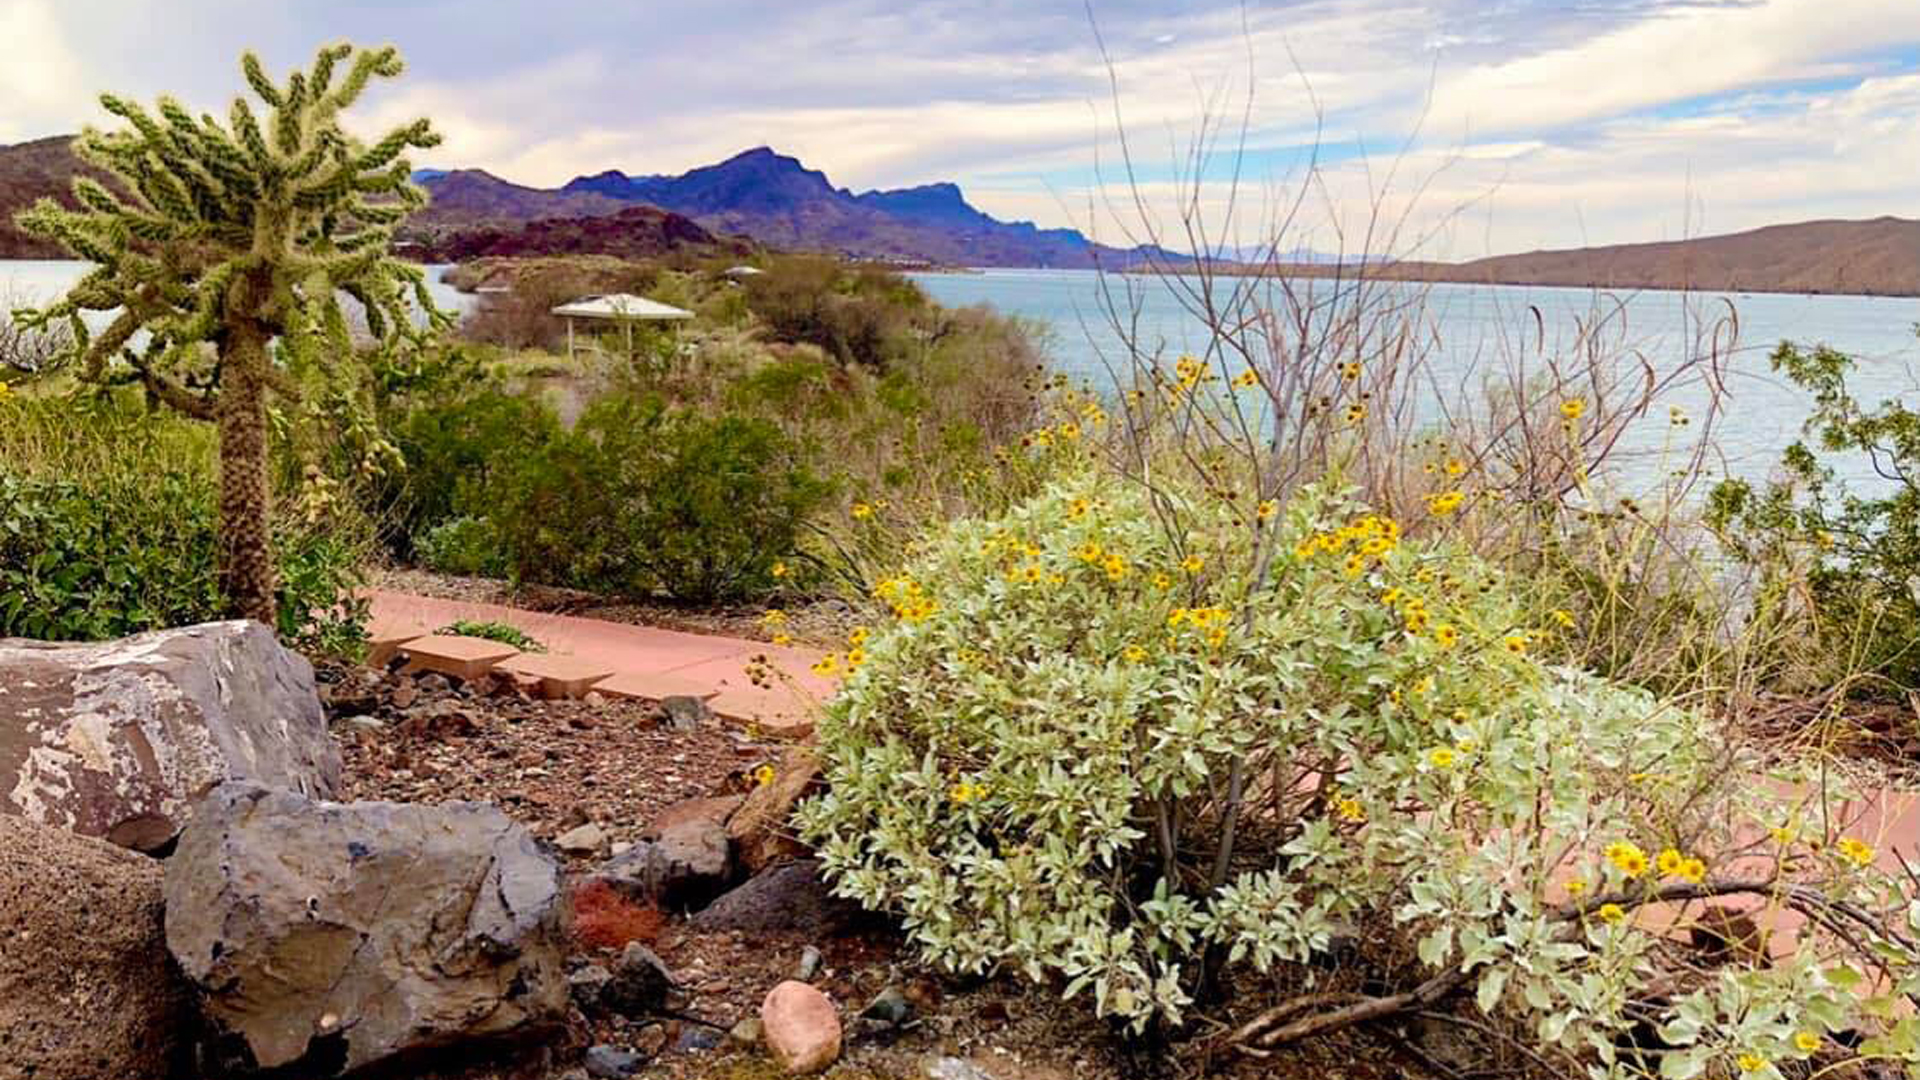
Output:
913 268 1920 491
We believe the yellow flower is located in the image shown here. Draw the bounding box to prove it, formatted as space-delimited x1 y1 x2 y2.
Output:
1550 608 1575 628
761 608 788 625
1604 841 1648 878
1340 361 1362 380
1334 797 1366 823
1344 402 1367 423
771 561 789 578
1205 627 1228 649
1404 608 1430 634
1104 553 1129 580
1428 747 1456 769
1677 857 1706 883
1076 542 1104 563
1180 554 1205 573
1564 879 1587 897
1837 837 1875 867
1068 497 1092 520
1503 634 1527 655
1433 624 1458 649
1793 1032 1820 1053
1343 554 1366 577
846 647 868 668
771 633 793 646
851 501 875 520
1444 458 1465 477
1597 903 1626 924
0 382 14 403
811 654 841 676
753 764 776 786
1427 490 1464 515
1233 369 1259 389
1560 398 1586 421
1736 1053 1765 1073
1257 499 1278 521
1123 645 1148 664
1057 421 1081 440
848 626 870 647
949 781 986 805
1656 848 1684 877
1151 572 1172 589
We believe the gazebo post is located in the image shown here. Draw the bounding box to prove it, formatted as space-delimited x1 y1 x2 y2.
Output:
566 317 575 361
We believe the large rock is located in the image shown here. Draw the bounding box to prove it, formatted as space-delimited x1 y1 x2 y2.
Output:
0 815 191 1080
729 748 820 872
691 859 869 937
164 783 570 1076
589 795 739 910
0 620 339 852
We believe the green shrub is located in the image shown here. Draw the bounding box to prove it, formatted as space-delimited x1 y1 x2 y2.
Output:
1708 335 1920 693
743 257 929 370
416 515 510 578
437 619 544 652
798 471 1920 1070
0 469 366 653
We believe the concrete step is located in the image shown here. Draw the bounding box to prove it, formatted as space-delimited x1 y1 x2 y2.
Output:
494 652 616 700
397 634 524 681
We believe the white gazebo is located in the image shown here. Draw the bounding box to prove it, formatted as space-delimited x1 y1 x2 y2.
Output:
550 293 695 360
723 265 765 280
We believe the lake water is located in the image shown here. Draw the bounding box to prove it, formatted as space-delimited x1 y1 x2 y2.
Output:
912 268 1920 492
7 259 1915 491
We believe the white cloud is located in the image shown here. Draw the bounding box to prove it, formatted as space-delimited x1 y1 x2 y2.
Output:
0 0 91 143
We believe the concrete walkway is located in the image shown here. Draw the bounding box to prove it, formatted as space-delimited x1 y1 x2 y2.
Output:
365 590 836 736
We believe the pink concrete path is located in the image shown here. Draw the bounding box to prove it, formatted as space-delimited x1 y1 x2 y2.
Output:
365 590 837 735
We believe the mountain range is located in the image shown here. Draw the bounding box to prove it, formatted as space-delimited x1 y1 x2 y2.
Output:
407 146 1176 268
3 133 1919 294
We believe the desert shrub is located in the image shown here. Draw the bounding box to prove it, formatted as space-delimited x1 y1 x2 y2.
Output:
415 516 510 577
0 470 365 652
434 393 829 603
799 470 1920 1073
0 393 366 651
378 379 563 555
1708 336 1920 695
743 256 929 370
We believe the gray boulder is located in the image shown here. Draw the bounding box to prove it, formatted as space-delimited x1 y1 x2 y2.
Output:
0 620 339 852
164 783 570 1075
0 815 192 1080
589 795 737 910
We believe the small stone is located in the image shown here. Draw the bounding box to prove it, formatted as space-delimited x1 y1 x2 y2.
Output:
390 682 419 709
862 985 913 1027
729 1016 764 1046
609 840 634 857
568 964 613 1011
583 1044 646 1079
796 944 824 982
417 673 450 693
761 980 842 1074
556 823 607 855
661 694 713 730
602 941 678 1018
633 1023 669 1057
674 1026 723 1052
925 1057 997 1080
582 691 607 708
344 716 387 733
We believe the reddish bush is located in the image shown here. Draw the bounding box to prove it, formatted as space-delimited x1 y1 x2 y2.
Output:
570 877 666 953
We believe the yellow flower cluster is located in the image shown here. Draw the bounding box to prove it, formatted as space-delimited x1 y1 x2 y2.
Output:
1655 847 1707 883
1170 354 1211 394
753 763 776 786
1232 369 1260 389
1560 398 1586 421
851 501 875 520
1334 796 1366 822
875 576 938 622
949 780 990 804
1168 605 1232 649
1426 490 1464 516
1604 840 1649 878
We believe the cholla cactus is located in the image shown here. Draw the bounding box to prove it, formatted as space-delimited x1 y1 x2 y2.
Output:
12 42 442 624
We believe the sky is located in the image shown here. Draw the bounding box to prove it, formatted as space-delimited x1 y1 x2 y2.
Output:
1 0 1916 259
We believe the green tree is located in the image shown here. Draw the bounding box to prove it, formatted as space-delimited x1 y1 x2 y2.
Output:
13 43 441 624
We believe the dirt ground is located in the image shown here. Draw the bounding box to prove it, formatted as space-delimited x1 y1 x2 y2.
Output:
318 659 1438 1080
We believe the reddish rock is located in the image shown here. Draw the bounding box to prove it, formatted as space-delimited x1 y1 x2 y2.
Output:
729 748 822 871
760 980 841 1074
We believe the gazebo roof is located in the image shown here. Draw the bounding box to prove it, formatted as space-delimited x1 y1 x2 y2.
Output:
723 265 766 278
549 293 695 321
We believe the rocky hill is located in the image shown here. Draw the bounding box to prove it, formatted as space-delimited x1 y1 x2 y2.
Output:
407 204 752 263
0 135 101 258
